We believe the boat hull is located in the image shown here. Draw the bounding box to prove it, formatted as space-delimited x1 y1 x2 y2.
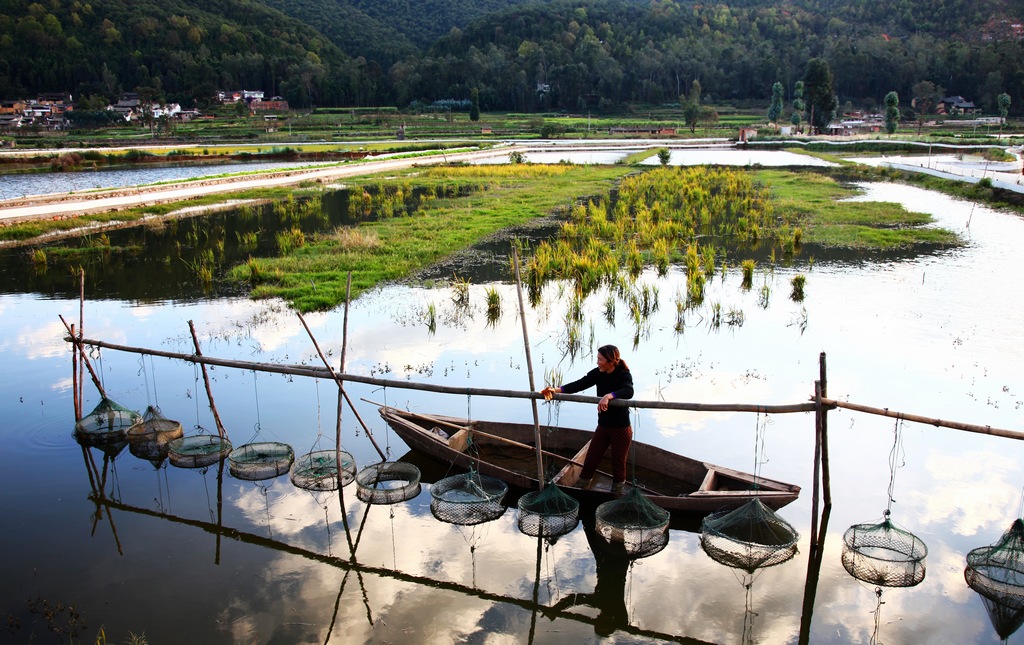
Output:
379 407 799 514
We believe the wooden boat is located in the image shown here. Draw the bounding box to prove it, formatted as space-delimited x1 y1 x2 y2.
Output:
378 406 800 513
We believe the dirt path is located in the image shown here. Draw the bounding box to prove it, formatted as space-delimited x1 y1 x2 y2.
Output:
0 147 508 224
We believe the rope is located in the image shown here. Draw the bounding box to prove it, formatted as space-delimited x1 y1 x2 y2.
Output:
249 370 263 444
139 355 152 409
885 414 906 518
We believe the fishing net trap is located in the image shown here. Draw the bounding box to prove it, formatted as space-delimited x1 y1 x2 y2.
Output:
168 434 233 469
700 498 800 572
842 514 928 587
966 519 1024 608
516 484 580 538
842 417 927 588
356 461 422 505
127 406 183 464
595 488 670 559
74 397 141 445
229 442 295 481
430 471 508 526
290 449 357 491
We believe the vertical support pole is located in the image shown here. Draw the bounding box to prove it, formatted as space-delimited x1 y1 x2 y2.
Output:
337 273 352 491
189 320 228 439
810 380 822 556
512 247 545 490
71 324 81 421
79 268 85 415
819 352 831 509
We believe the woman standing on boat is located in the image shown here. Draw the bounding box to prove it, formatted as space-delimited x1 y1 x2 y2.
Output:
540 345 634 493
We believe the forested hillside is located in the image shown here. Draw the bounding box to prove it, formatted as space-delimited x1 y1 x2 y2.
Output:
1 0 1020 113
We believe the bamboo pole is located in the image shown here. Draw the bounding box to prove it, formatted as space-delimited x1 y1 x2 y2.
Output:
60 317 106 398
513 247 545 490
70 335 817 414
78 268 85 417
71 324 81 420
188 320 228 439
819 352 831 508
823 398 1024 441
810 380 822 556
297 311 387 461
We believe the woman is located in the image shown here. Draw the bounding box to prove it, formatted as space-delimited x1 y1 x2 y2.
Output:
540 345 634 493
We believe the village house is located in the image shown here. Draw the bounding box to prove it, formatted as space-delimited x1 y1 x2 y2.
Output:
937 96 979 115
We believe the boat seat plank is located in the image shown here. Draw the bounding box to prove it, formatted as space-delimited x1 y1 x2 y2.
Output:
448 428 471 454
698 469 716 492
552 440 592 486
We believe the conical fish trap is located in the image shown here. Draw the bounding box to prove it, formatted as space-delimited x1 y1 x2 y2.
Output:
700 499 799 572
842 517 927 587
229 442 295 481
430 472 507 526
595 488 670 559
965 519 1024 609
977 593 1024 641
127 406 183 462
356 461 422 504
74 397 141 445
168 435 233 469
290 449 356 491
517 485 579 538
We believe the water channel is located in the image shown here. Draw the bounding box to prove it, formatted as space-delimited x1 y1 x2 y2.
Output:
1 153 1023 643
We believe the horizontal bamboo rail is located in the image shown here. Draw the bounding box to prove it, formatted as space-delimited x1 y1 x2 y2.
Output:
71 335 817 414
822 398 1024 441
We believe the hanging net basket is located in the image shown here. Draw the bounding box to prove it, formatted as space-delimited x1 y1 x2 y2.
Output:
700 499 800 572
168 434 233 469
127 406 183 463
430 472 508 526
595 488 670 559
229 442 295 481
356 461 422 504
290 449 356 491
965 519 1024 610
74 397 141 445
517 485 580 538
842 517 928 587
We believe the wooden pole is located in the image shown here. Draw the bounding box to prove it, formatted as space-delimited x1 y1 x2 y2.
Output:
513 247 545 490
188 320 228 439
810 380 822 555
79 268 85 416
822 398 1024 441
819 352 831 508
60 316 105 398
71 324 81 420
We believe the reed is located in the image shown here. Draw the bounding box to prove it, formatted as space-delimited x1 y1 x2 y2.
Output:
425 302 437 335
31 248 46 266
603 296 616 325
451 275 470 309
709 301 722 330
485 286 501 326
741 259 755 290
758 283 771 309
790 274 806 301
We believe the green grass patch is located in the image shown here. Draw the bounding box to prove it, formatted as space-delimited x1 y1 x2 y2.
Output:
751 169 961 249
229 164 632 311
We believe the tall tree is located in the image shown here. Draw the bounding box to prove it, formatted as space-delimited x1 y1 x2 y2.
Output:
802 59 837 134
768 81 784 123
791 81 804 129
884 91 900 135
911 80 943 134
998 92 1011 135
680 80 703 133
469 87 480 122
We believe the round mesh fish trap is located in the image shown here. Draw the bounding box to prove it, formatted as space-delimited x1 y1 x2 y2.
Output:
290 449 356 491
229 442 295 481
74 397 141 444
700 499 800 572
356 462 422 504
842 518 928 587
430 472 508 526
965 519 1024 609
595 488 670 559
127 407 183 463
168 435 233 469
517 485 580 538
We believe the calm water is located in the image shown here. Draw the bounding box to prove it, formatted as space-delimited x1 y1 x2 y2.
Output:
0 159 340 199
1 174 1023 643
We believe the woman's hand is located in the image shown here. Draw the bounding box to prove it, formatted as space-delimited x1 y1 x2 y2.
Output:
540 386 559 401
598 393 614 412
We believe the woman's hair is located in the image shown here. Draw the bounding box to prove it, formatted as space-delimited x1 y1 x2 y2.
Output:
598 344 629 371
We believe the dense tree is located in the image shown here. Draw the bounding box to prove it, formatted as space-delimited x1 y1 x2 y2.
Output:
803 58 837 133
911 80 943 133
791 80 804 128
768 81 784 123
884 91 899 134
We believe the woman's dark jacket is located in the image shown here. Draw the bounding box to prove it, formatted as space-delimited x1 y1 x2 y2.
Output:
560 367 634 428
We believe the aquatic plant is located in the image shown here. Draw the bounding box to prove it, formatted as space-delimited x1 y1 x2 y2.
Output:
275 227 306 254
758 283 771 309
425 302 437 335
790 274 806 301
485 286 501 326
451 275 470 309
741 259 755 290
31 248 46 266
236 230 260 250
709 301 722 330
